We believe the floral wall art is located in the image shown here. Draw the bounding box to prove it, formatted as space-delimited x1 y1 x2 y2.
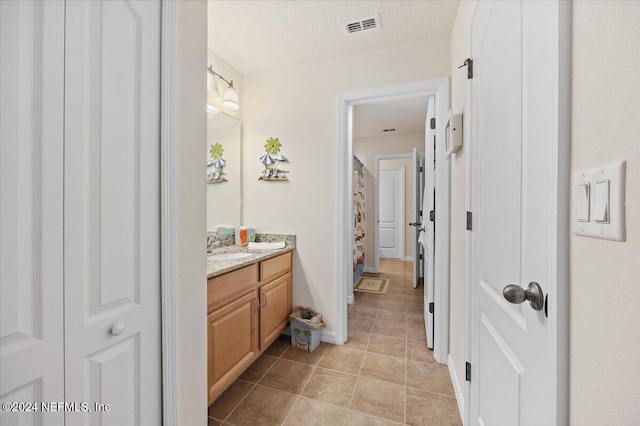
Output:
207 142 227 183
259 137 290 181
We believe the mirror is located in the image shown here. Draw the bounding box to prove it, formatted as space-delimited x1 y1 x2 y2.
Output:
207 112 241 230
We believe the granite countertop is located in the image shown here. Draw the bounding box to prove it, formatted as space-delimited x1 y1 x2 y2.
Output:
206 234 295 279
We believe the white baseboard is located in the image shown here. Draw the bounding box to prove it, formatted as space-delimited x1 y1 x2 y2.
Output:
347 294 354 305
404 256 414 261
448 354 465 422
363 266 378 273
321 331 337 344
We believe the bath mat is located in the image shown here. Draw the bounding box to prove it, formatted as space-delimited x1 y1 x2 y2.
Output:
354 277 389 294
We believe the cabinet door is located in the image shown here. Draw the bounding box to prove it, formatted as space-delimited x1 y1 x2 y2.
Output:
260 273 292 350
208 291 259 403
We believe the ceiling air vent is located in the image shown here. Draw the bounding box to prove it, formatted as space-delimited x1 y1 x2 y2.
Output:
345 14 380 34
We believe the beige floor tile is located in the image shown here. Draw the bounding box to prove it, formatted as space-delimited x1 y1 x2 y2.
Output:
406 361 455 396
406 387 461 425
239 354 278 383
226 385 297 426
406 340 437 364
301 367 358 407
349 317 374 332
207 417 222 426
372 319 406 339
208 379 253 420
258 358 315 394
350 377 405 423
379 293 409 303
319 345 364 374
407 324 427 342
283 397 348 426
280 342 329 365
376 309 407 324
353 294 381 308
343 330 370 351
360 352 406 385
408 294 424 304
349 305 378 319
407 303 424 314
378 300 408 312
406 312 425 326
264 335 291 357
366 334 406 358
345 410 403 426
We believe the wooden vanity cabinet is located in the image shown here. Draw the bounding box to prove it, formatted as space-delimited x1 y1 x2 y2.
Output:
207 251 292 404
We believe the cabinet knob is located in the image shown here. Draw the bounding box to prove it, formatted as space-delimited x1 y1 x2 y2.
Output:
262 294 268 308
254 297 260 313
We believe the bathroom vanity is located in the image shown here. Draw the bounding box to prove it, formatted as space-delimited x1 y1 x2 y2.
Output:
206 238 295 404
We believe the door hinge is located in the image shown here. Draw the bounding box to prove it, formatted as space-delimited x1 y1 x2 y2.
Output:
430 117 436 130
419 210 423 216
419 254 423 260
466 211 472 230
428 302 434 314
459 58 474 79
465 362 471 381
419 166 423 173
430 210 435 222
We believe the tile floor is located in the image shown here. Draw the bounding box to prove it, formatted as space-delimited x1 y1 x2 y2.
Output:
208 259 461 425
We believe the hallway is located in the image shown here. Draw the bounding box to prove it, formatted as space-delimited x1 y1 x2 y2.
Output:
207 259 460 425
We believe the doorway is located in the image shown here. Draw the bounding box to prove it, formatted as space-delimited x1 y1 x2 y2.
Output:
337 78 450 361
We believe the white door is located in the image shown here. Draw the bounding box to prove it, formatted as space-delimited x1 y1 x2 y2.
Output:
63 1 162 424
379 167 404 259
412 148 425 289
468 1 568 424
1 1 65 424
423 96 436 349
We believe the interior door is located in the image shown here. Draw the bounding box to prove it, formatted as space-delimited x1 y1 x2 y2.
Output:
0 2 65 424
424 96 436 349
469 1 567 424
412 148 425 289
378 167 404 259
63 1 162 424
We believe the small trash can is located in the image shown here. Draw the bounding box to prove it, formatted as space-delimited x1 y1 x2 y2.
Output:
289 306 325 352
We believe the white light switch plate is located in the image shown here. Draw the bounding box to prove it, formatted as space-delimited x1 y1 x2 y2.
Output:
573 161 626 241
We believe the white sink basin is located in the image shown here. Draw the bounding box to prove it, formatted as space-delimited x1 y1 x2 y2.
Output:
208 252 254 261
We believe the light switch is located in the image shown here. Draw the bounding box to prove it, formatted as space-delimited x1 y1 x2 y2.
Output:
575 183 590 222
573 161 625 242
594 180 610 223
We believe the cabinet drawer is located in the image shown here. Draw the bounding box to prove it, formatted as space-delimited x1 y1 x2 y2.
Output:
208 263 258 313
259 251 292 283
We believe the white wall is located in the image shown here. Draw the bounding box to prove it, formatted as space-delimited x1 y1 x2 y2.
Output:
448 0 474 405
242 39 450 335
353 133 426 268
175 2 208 425
570 2 640 423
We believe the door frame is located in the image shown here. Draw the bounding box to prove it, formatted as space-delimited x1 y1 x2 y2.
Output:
336 78 450 350
463 1 571 424
160 2 178 424
375 155 410 266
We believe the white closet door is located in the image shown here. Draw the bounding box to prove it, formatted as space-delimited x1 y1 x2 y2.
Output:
63 1 162 424
0 1 65 425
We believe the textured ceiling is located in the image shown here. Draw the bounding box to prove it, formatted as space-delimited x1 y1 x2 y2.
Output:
208 0 459 75
353 96 429 139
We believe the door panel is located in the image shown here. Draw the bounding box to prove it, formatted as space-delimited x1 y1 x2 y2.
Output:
379 168 403 259
470 1 564 424
63 1 161 424
0 1 65 424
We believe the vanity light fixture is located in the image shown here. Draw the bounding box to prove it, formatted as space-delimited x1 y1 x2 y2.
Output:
207 65 239 111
